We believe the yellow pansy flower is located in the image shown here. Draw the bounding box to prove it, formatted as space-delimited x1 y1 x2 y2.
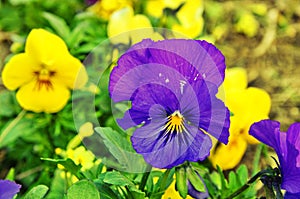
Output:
2 29 88 113
210 67 271 170
107 6 163 44
163 180 194 199
88 0 132 20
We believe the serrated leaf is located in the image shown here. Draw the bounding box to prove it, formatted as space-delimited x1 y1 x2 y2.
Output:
95 127 147 172
103 171 135 187
24 185 49 199
42 12 70 40
41 158 84 180
67 180 100 199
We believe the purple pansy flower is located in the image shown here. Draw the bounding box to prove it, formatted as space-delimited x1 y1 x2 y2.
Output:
249 119 300 198
0 180 21 199
109 39 230 168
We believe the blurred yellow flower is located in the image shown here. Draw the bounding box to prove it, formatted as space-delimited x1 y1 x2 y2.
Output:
2 29 88 113
66 146 95 170
235 12 259 38
172 0 204 38
146 0 185 18
88 0 132 20
107 6 163 44
210 67 271 170
163 180 194 199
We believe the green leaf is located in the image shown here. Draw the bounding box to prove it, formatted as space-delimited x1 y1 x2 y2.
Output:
0 111 35 148
237 164 248 184
103 171 135 187
95 127 147 172
129 187 146 199
228 171 238 190
0 91 20 117
45 170 66 199
94 174 120 199
66 180 100 199
216 165 228 190
24 185 49 199
41 158 85 180
175 167 187 198
186 167 206 192
42 12 70 40
66 22 88 50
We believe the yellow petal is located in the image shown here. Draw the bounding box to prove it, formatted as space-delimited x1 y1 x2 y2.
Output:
146 0 165 18
228 87 271 144
107 7 132 44
2 53 38 90
176 0 203 25
223 67 248 91
210 135 247 170
51 55 88 89
16 80 70 113
79 122 94 138
25 29 70 64
172 17 204 38
129 15 154 44
243 87 271 116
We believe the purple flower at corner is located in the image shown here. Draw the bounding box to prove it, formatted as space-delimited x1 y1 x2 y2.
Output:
249 119 300 198
0 180 21 199
109 39 230 169
85 0 97 5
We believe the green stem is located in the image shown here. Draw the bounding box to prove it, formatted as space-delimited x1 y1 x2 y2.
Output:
252 144 263 176
159 169 171 191
139 164 152 192
225 170 269 199
0 109 26 144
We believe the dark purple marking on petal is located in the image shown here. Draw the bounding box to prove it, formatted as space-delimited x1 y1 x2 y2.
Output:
131 116 212 168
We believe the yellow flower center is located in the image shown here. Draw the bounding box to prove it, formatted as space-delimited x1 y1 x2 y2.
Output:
34 68 56 90
165 110 185 133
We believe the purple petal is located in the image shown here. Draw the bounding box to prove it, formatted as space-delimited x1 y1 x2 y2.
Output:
287 123 300 167
281 123 300 193
109 39 226 101
249 119 282 152
0 180 21 199
86 0 97 5
284 191 300 199
250 120 300 193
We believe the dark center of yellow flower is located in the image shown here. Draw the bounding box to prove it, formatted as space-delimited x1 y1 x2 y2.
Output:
34 68 56 90
164 111 185 133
